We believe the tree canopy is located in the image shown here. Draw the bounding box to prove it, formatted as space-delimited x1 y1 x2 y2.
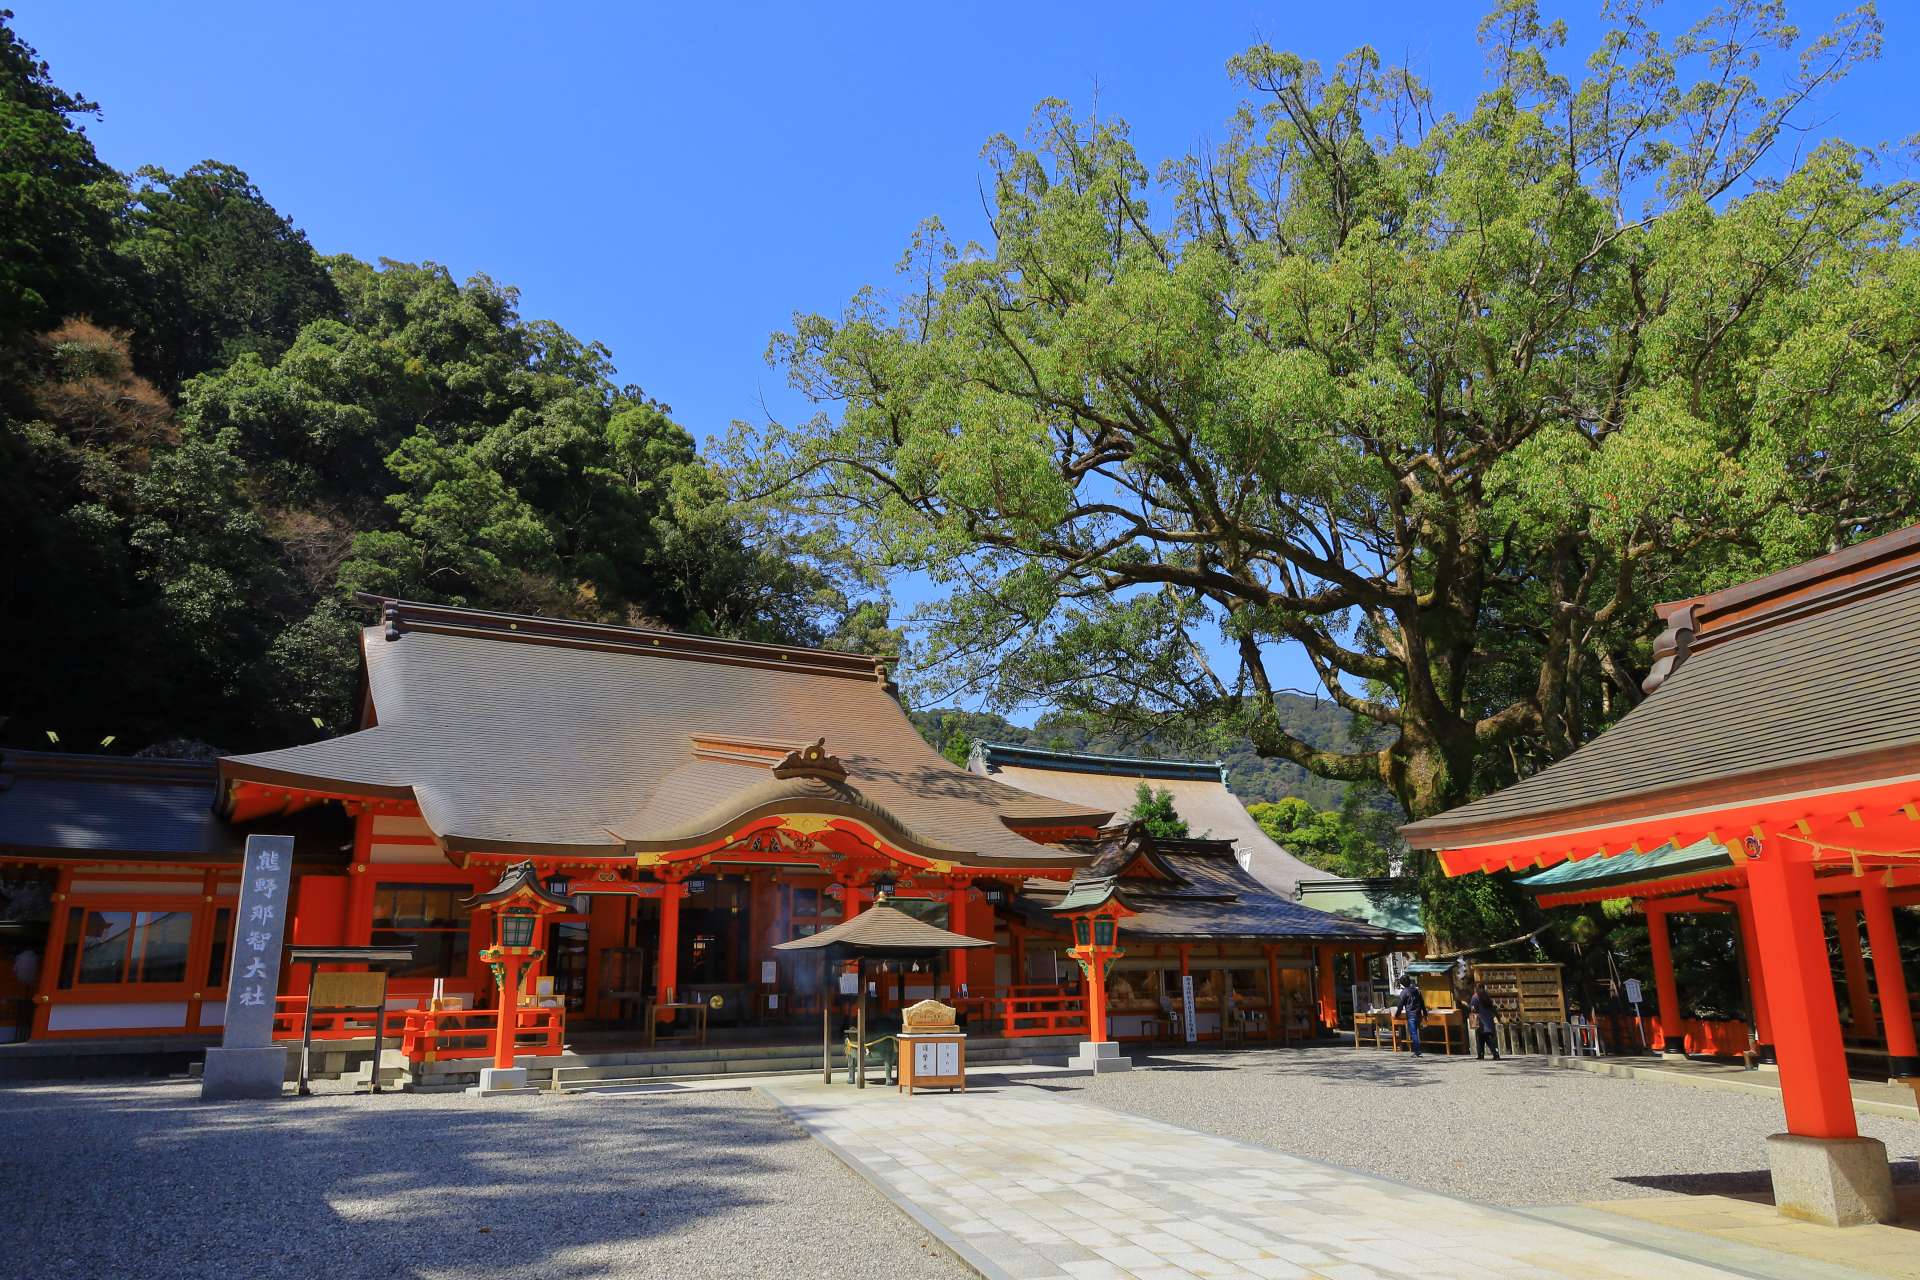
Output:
1127 783 1190 839
0 13 879 755
740 1 1919 938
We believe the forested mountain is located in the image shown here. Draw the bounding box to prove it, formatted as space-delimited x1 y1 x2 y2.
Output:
0 16 878 756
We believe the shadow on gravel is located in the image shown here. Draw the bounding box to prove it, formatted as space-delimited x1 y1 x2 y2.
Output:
0 1081 818 1279
1614 1156 1920 1201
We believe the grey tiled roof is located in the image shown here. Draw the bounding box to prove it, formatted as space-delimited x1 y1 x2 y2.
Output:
1021 828 1408 943
0 751 350 864
224 605 1107 865
1404 571 1920 846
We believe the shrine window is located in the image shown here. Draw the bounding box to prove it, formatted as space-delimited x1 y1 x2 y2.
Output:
371 883 471 979
55 908 193 988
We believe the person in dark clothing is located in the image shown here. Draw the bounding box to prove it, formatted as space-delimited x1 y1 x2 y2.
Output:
1470 982 1502 1060
1396 974 1426 1057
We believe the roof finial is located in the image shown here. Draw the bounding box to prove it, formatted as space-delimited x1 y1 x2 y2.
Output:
772 736 848 783
383 600 402 643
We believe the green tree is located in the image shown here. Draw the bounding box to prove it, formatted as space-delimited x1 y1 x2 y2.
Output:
941 728 975 768
0 10 122 354
0 13 882 754
743 1 1918 943
1128 783 1190 838
1247 797 1391 878
118 162 342 384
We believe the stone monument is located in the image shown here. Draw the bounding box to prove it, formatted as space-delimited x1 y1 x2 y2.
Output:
201 834 294 1100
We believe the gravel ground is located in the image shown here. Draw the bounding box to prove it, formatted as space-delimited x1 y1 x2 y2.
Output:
0 1079 971 1280
1034 1046 1920 1207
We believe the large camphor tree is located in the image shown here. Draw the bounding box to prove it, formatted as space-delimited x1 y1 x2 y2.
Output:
739 1 1920 940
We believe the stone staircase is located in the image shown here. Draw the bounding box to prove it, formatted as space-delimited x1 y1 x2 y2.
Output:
409 1033 1087 1093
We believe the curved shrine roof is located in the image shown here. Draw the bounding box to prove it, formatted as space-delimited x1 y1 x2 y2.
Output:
970 742 1333 895
1401 526 1920 853
221 601 1105 867
1024 826 1408 943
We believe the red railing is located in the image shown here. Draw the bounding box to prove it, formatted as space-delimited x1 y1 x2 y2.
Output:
399 1007 565 1065
997 985 1090 1038
271 995 411 1043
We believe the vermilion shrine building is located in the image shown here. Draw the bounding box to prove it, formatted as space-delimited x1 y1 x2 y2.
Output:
0 597 1403 1056
1404 525 1920 1225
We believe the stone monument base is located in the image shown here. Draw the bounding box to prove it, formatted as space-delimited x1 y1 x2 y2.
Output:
468 1066 530 1096
200 1045 288 1101
1066 1041 1132 1074
1765 1133 1895 1226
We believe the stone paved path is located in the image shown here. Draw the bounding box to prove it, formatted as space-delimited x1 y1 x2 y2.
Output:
765 1079 1748 1280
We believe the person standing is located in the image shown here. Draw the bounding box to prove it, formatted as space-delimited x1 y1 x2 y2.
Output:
1470 982 1502 1060
1396 973 1426 1057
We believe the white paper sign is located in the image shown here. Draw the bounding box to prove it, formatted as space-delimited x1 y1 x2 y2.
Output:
761 960 777 985
1181 973 1198 1043
767 994 778 1009
839 972 858 995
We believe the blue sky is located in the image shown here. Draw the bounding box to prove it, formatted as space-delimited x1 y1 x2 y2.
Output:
18 2 1912 715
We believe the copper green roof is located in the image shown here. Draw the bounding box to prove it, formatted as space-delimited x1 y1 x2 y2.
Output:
1514 838 1731 895
1294 878 1424 935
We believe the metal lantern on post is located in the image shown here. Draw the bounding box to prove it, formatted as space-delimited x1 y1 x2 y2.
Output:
461 861 573 1092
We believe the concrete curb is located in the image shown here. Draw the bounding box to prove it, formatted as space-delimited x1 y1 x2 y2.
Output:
1545 1054 1920 1120
1511 1204 1889 1280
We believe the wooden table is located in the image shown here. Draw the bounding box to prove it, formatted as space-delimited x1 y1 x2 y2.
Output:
1393 1009 1464 1055
645 1000 709 1047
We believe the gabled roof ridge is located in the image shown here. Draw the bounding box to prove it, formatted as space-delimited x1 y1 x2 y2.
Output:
355 594 890 683
1645 523 1920 693
972 740 1227 782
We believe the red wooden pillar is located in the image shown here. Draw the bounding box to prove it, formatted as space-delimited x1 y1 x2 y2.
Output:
185 868 220 1030
1733 889 1776 1061
1861 876 1919 1077
654 879 684 1016
345 810 376 945
1746 848 1859 1140
1646 902 1686 1056
1265 945 1283 1042
948 879 971 996
31 867 74 1037
1316 944 1338 1032
1087 948 1111 1043
1835 905 1877 1040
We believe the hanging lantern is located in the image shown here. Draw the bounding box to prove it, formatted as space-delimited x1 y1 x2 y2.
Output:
498 906 538 949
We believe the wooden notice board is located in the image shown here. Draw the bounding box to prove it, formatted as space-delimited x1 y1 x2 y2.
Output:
1471 962 1567 1021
